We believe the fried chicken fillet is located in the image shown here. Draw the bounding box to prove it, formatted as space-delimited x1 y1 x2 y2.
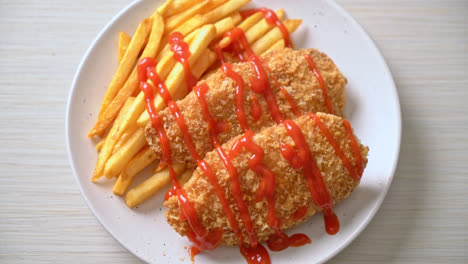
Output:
165 113 369 246
145 48 347 165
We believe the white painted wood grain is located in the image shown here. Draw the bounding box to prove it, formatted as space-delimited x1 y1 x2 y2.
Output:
0 0 467 263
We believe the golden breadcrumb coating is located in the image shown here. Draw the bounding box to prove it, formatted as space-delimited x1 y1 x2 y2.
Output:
145 48 347 165
165 113 369 246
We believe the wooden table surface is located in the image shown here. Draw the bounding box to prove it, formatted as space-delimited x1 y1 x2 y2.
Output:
1 0 467 263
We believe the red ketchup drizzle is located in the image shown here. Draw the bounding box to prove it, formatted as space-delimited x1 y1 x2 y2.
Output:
214 44 226 65
240 244 271 264
230 131 280 230
218 28 294 124
217 27 311 252
250 94 262 121
229 131 311 252
222 61 290 259
240 7 293 48
281 119 340 235
178 192 223 253
188 247 200 262
279 142 303 169
248 55 283 124
139 57 242 258
196 84 271 263
137 58 181 199
138 58 223 253
308 113 360 181
216 27 254 64
220 42 310 253
343 120 364 178
240 9 259 19
273 75 302 118
251 52 302 118
194 83 259 249
304 54 334 114
267 233 311 251
258 8 293 48
169 32 198 90
221 63 250 132
139 17 363 260
219 28 255 62
293 206 308 221
253 59 301 118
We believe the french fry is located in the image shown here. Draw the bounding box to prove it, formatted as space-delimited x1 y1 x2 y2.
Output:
166 49 217 110
138 50 216 127
173 0 250 37
138 25 216 125
155 0 173 17
90 0 307 211
183 28 199 43
89 14 164 138
218 11 263 48
251 19 302 55
262 39 285 56
113 123 138 154
116 92 147 136
160 0 195 17
161 0 229 37
165 0 209 33
103 127 147 179
89 18 152 138
113 146 158 196
230 11 242 26
125 163 185 208
204 0 250 24
214 16 234 39
95 137 106 152
217 9 285 51
98 48 215 183
118 25 202 138
237 11 264 31
154 38 190 82
153 162 167 173
164 0 230 37
154 23 198 57
151 27 200 91
118 31 131 63
179 169 194 186
169 49 217 103
211 12 241 39
203 0 229 11
120 27 210 138
142 11 168 63
156 27 199 63
92 97 135 182
245 9 285 45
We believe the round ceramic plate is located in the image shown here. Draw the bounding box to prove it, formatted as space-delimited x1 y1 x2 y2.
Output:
66 0 401 263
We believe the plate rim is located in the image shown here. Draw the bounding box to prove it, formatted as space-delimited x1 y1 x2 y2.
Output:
65 0 402 263
65 0 150 259
318 0 401 262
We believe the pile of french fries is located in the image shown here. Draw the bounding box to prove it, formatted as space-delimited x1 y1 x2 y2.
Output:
88 0 302 208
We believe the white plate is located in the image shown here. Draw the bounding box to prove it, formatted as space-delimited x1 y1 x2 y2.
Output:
66 0 401 263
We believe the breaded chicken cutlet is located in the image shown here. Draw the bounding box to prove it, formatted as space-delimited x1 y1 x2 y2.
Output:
146 48 347 166
165 113 369 246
